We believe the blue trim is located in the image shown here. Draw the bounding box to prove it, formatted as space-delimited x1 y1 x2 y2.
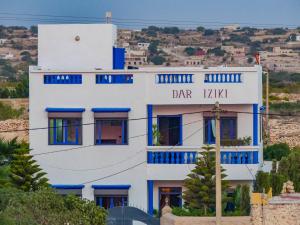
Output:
157 74 193 84
147 180 154 215
51 184 84 189
147 105 153 146
44 74 82 84
91 185 131 190
96 74 133 84
46 108 85 112
113 47 125 70
253 104 259 146
91 108 131 113
204 73 242 83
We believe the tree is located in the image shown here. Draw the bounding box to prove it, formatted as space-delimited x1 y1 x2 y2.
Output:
203 29 215 36
30 25 38 35
264 143 290 161
0 188 107 225
247 57 253 64
183 145 230 215
184 47 196 56
207 47 226 56
10 146 49 191
196 26 205 32
150 56 166 65
254 171 271 193
240 185 250 215
148 41 159 55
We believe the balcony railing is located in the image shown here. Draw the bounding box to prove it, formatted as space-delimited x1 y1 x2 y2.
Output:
147 146 259 165
204 73 242 83
156 74 193 84
147 151 197 164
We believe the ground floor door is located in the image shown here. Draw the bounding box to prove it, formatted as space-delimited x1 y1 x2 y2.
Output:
159 187 182 212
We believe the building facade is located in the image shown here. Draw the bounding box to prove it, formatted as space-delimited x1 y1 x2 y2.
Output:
29 24 263 214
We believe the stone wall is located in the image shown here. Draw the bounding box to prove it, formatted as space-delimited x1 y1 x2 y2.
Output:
160 213 251 225
251 193 300 225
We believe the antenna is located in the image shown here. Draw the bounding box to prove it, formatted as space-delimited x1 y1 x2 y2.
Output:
106 11 112 24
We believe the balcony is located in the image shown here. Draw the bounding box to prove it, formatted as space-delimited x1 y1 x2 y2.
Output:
146 145 261 181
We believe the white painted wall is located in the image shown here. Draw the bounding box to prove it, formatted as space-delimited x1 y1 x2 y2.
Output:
38 24 117 70
29 66 262 210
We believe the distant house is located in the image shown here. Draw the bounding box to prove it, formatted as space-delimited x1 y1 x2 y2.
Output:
0 52 14 60
0 39 8 45
137 42 150 50
125 49 148 66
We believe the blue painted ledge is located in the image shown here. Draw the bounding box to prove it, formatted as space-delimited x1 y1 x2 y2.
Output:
91 185 131 190
45 108 85 112
91 108 131 112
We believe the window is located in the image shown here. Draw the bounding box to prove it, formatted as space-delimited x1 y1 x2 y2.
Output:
49 118 82 145
95 119 128 145
158 116 182 146
204 117 237 144
95 195 128 209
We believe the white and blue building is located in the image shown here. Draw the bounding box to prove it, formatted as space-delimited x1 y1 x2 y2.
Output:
29 24 263 214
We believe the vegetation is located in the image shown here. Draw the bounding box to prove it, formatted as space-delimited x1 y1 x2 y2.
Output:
0 188 107 225
264 143 291 161
265 71 300 93
0 139 107 224
255 146 300 195
0 102 24 120
221 136 252 146
203 29 215 36
207 47 226 56
183 145 230 215
232 185 250 215
270 102 300 114
10 146 49 191
150 55 166 65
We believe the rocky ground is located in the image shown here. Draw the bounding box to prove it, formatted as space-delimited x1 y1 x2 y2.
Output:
0 98 299 147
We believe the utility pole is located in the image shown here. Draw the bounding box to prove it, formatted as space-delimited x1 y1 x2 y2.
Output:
265 70 269 145
213 102 222 225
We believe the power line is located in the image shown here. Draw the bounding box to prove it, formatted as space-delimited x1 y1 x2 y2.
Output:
81 124 205 184
0 110 210 134
1 110 298 134
32 118 203 157
0 12 298 28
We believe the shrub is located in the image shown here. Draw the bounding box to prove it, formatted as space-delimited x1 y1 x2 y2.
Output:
0 188 107 225
0 102 24 120
264 143 291 161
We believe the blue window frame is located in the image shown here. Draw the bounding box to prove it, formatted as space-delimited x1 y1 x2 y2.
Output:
157 115 182 146
49 118 82 145
96 74 133 84
44 74 82 84
96 195 128 209
95 119 128 145
204 117 237 144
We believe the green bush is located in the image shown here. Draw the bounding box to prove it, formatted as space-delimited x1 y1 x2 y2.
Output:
0 102 24 120
254 171 271 193
264 143 291 161
0 188 107 225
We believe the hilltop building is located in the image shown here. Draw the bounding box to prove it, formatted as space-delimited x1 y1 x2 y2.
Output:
29 23 263 213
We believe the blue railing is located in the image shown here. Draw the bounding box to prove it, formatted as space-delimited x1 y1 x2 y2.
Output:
96 74 133 84
44 74 82 84
147 151 259 164
204 73 242 83
221 151 259 164
157 74 193 84
147 151 197 164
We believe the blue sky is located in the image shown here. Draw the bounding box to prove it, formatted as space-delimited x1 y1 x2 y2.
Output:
0 0 299 28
